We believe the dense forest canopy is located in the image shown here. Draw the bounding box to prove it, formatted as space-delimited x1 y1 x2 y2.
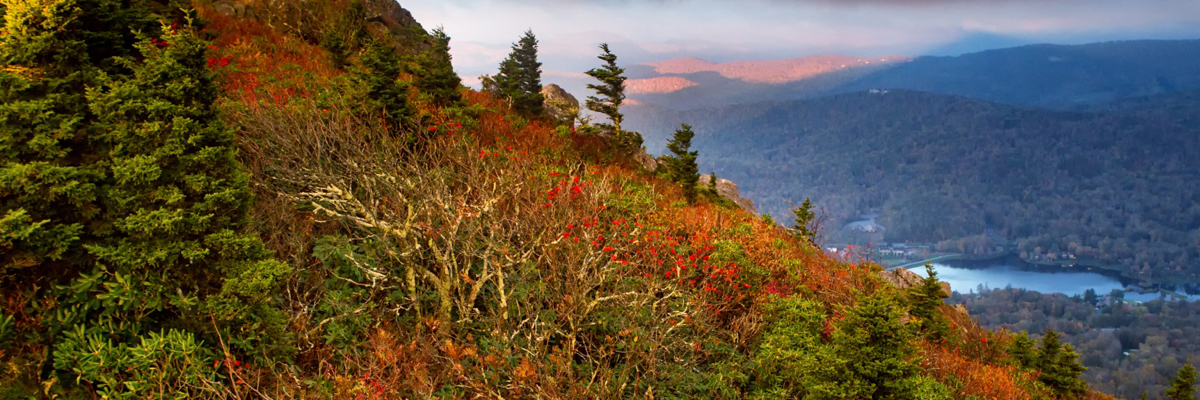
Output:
628 90 1200 284
951 287 1200 400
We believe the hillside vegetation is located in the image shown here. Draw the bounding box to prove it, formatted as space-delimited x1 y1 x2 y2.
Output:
0 1 1120 399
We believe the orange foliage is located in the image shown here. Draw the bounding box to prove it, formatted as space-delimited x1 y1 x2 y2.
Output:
921 342 1047 400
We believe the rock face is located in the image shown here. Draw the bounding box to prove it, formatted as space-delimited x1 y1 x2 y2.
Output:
634 150 659 173
541 84 579 123
698 174 755 213
879 267 952 298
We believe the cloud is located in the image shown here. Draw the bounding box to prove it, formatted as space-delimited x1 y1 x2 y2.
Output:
410 0 1200 88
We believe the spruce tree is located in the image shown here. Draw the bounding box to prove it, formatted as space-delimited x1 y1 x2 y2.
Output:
818 293 920 400
81 21 291 322
585 43 642 150
0 0 152 275
490 30 542 114
356 38 414 132
1036 329 1088 398
415 27 463 107
1009 331 1038 369
790 198 817 244
1166 361 1197 400
909 264 949 341
664 124 699 203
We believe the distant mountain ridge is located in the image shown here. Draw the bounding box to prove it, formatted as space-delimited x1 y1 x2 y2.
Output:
640 54 912 84
626 39 1200 111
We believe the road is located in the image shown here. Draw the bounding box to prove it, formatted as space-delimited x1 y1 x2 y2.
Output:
886 254 960 271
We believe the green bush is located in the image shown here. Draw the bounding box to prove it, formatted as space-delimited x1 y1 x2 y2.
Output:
54 326 218 399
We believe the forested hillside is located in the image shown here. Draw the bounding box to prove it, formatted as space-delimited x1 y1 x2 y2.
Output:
0 0 1138 399
627 90 1200 284
951 287 1200 400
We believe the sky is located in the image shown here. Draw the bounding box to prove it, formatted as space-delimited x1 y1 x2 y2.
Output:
402 0 1200 88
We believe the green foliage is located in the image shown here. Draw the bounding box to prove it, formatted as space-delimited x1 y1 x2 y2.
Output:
0 311 12 346
753 293 922 400
356 38 415 132
414 27 463 107
0 0 155 273
1009 331 1038 369
790 198 816 244
1035 329 1088 398
663 124 699 203
908 264 950 341
2 8 289 393
322 30 351 68
585 43 642 151
1166 361 1196 400
311 235 378 352
908 374 954 400
53 326 218 399
819 292 921 400
488 29 542 114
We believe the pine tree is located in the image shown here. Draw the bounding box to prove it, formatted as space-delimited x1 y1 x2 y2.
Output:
489 30 542 114
909 264 949 340
791 198 817 244
1166 361 1197 400
585 43 642 150
356 38 414 132
1036 329 1088 398
415 27 462 107
664 124 699 203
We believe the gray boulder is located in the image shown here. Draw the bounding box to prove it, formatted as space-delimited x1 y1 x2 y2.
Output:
698 174 755 213
879 267 952 298
541 84 579 123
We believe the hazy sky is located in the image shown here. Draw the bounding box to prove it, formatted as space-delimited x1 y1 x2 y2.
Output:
403 0 1200 87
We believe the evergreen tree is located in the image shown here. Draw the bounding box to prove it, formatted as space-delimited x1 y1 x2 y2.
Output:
1009 331 1038 369
415 27 462 107
489 30 542 114
1083 288 1098 306
1166 361 1197 400
584 43 642 150
909 264 949 340
356 38 414 132
664 124 699 203
0 0 152 275
790 198 817 244
817 293 920 400
1036 329 1088 398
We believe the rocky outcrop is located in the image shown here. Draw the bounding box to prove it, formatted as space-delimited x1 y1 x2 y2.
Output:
879 268 952 298
541 84 579 123
698 174 755 213
213 0 254 18
634 150 659 173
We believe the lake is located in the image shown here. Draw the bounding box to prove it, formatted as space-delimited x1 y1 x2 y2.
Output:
908 257 1200 302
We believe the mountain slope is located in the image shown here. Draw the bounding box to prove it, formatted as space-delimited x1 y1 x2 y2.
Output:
0 1 1111 399
628 90 1200 283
